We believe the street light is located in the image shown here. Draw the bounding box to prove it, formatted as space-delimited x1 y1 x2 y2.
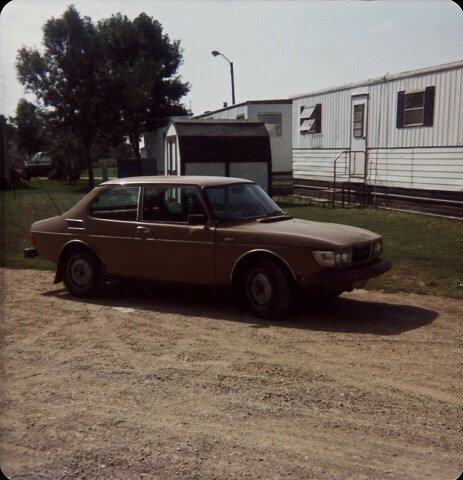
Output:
211 50 235 105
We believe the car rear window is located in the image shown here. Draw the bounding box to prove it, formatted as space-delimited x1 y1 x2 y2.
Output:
89 187 140 221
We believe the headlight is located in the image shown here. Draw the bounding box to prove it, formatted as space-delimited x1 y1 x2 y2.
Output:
313 249 352 268
341 250 351 264
373 240 382 257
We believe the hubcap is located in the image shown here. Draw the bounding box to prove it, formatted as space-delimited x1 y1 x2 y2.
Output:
69 258 92 287
249 272 272 307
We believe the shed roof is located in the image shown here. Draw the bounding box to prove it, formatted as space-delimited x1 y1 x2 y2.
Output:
168 119 269 137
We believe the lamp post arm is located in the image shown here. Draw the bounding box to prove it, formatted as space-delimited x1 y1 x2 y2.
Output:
219 52 231 64
211 50 236 105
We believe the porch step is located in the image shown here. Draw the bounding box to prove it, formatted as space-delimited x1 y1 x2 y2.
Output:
318 188 336 200
300 196 332 207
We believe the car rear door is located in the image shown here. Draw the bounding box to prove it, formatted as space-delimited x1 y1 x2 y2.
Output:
85 186 140 277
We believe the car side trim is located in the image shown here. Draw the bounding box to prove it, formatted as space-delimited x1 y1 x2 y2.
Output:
230 249 298 283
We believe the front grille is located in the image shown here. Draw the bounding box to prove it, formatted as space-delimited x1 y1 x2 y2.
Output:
352 244 372 263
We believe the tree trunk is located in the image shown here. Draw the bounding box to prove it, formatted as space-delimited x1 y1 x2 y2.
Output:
129 131 141 160
84 142 94 190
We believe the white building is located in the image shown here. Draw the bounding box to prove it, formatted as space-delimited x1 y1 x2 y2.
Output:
195 100 293 193
291 60 463 217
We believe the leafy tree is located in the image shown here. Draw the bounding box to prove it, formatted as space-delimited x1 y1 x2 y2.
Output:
98 13 190 158
14 99 49 159
1 115 16 144
16 6 190 187
16 6 120 188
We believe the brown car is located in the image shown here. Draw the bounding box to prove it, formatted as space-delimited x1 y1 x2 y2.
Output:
24 176 391 317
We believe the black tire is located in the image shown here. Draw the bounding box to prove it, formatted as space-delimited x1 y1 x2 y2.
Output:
322 287 345 299
62 248 101 297
244 258 291 318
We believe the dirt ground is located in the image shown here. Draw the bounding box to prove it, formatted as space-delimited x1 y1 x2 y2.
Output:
1 267 462 480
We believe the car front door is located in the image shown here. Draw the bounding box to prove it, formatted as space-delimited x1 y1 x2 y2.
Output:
134 185 215 284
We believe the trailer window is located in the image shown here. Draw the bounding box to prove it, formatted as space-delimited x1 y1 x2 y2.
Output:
404 91 425 126
396 86 435 128
299 104 321 133
353 104 365 137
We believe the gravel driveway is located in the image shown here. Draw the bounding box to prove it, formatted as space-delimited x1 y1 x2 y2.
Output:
1 268 462 479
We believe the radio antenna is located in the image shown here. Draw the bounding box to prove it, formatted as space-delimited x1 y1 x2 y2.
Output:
36 176 62 216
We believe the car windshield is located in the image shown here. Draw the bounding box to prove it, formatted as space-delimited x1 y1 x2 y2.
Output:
204 183 284 222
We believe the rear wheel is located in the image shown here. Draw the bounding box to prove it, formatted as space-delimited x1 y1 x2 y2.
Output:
63 248 101 297
322 287 345 299
245 258 291 318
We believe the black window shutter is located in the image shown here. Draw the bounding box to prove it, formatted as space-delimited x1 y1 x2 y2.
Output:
396 91 405 128
423 86 435 126
315 103 322 133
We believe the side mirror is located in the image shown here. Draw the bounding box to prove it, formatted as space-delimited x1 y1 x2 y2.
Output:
188 214 207 225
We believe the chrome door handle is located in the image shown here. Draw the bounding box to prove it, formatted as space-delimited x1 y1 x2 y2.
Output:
136 225 151 234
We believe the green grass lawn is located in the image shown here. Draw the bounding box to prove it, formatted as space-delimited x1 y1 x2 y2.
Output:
276 196 463 299
1 180 462 299
1 179 92 270
81 166 118 179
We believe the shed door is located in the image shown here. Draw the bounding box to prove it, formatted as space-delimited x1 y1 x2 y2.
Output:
166 138 178 175
350 96 368 177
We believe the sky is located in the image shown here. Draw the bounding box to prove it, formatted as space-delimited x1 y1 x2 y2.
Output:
1 0 462 119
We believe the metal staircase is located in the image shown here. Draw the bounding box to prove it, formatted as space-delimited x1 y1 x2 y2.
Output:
316 150 367 208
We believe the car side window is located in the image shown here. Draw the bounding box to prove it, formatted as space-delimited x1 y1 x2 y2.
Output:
89 187 140 221
143 186 205 222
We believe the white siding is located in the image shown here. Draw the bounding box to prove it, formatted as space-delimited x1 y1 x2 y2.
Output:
367 147 463 191
248 103 292 172
293 149 355 183
293 91 351 149
293 147 463 191
368 67 463 148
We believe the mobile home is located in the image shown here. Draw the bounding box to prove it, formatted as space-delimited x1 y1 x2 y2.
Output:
292 60 463 217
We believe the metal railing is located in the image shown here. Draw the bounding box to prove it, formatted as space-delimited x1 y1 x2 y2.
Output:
332 150 367 208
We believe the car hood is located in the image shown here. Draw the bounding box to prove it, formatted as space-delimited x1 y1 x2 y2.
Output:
218 217 381 249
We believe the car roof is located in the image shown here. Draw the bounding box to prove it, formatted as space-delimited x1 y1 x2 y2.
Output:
100 176 254 187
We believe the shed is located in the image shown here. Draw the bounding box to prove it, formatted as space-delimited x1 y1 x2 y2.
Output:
194 100 293 193
165 119 272 193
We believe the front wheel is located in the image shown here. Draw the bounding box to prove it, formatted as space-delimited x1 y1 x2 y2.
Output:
62 248 101 297
245 259 291 318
